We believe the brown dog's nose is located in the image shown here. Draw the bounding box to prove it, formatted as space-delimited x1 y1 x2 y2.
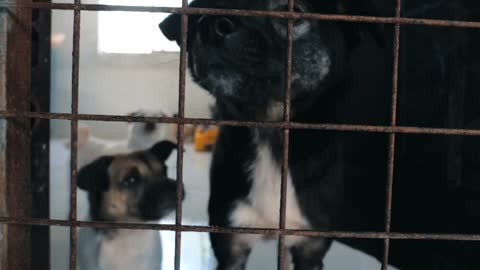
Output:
213 17 236 38
144 122 156 133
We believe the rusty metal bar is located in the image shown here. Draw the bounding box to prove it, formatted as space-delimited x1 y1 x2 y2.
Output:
277 0 295 269
2 2 480 29
0 9 8 270
69 1 81 269
4 111 480 136
1 216 480 242
381 1 402 269
0 9 8 269
5 2 33 269
173 0 189 268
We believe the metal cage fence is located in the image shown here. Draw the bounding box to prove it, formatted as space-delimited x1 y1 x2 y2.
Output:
1 0 480 269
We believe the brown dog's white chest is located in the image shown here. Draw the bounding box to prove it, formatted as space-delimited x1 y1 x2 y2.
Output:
99 230 160 270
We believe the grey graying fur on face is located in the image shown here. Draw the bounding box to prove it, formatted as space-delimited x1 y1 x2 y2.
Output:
293 43 331 91
273 20 312 40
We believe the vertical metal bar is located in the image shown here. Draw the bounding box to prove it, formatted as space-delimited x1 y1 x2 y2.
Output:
5 3 33 269
69 0 81 269
174 0 189 269
278 0 294 269
382 0 402 269
0 9 8 270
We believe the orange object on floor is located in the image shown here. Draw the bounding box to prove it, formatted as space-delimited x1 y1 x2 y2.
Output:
194 125 218 152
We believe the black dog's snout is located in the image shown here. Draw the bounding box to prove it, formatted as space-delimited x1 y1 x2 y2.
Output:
213 17 237 38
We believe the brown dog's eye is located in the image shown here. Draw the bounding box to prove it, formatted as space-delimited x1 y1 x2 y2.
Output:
125 177 137 185
121 169 142 189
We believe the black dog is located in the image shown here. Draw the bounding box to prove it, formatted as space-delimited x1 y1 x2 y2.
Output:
161 0 480 269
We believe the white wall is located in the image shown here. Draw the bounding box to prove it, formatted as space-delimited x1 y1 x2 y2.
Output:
50 9 214 139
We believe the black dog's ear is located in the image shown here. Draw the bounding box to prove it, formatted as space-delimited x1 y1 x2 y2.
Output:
159 14 182 45
159 0 208 45
331 0 393 16
77 156 113 192
313 0 389 48
150 141 177 161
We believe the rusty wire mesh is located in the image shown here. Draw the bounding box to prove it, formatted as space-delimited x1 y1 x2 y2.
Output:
1 0 480 269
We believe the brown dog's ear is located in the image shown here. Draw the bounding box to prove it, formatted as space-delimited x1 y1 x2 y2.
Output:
150 141 177 161
127 110 143 117
77 156 113 192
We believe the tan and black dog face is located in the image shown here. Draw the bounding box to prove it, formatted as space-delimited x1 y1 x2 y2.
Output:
77 141 183 222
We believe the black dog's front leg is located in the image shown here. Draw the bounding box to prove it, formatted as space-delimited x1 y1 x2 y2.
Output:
210 233 260 270
207 126 259 270
290 238 332 270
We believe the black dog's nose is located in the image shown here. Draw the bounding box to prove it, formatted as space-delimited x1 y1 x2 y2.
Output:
213 17 236 37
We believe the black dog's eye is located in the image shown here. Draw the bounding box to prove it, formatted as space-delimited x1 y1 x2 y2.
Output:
291 4 308 27
273 4 308 30
293 4 305 13
121 169 142 189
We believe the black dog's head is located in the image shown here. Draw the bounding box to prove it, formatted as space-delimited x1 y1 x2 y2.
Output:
160 0 385 119
77 141 182 222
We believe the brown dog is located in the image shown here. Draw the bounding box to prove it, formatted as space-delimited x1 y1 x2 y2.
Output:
76 141 182 270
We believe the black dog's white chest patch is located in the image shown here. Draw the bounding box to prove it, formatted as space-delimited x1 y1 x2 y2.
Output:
229 143 310 242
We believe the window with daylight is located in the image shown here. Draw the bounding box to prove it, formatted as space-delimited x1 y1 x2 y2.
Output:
97 0 187 54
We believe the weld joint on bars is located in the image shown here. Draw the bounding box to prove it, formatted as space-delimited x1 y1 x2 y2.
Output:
1 2 480 28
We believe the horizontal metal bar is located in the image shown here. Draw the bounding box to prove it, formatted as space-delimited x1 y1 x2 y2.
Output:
1 2 480 29
2 111 480 136
0 216 479 241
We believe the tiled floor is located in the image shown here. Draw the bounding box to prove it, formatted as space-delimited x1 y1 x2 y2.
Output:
50 140 396 270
